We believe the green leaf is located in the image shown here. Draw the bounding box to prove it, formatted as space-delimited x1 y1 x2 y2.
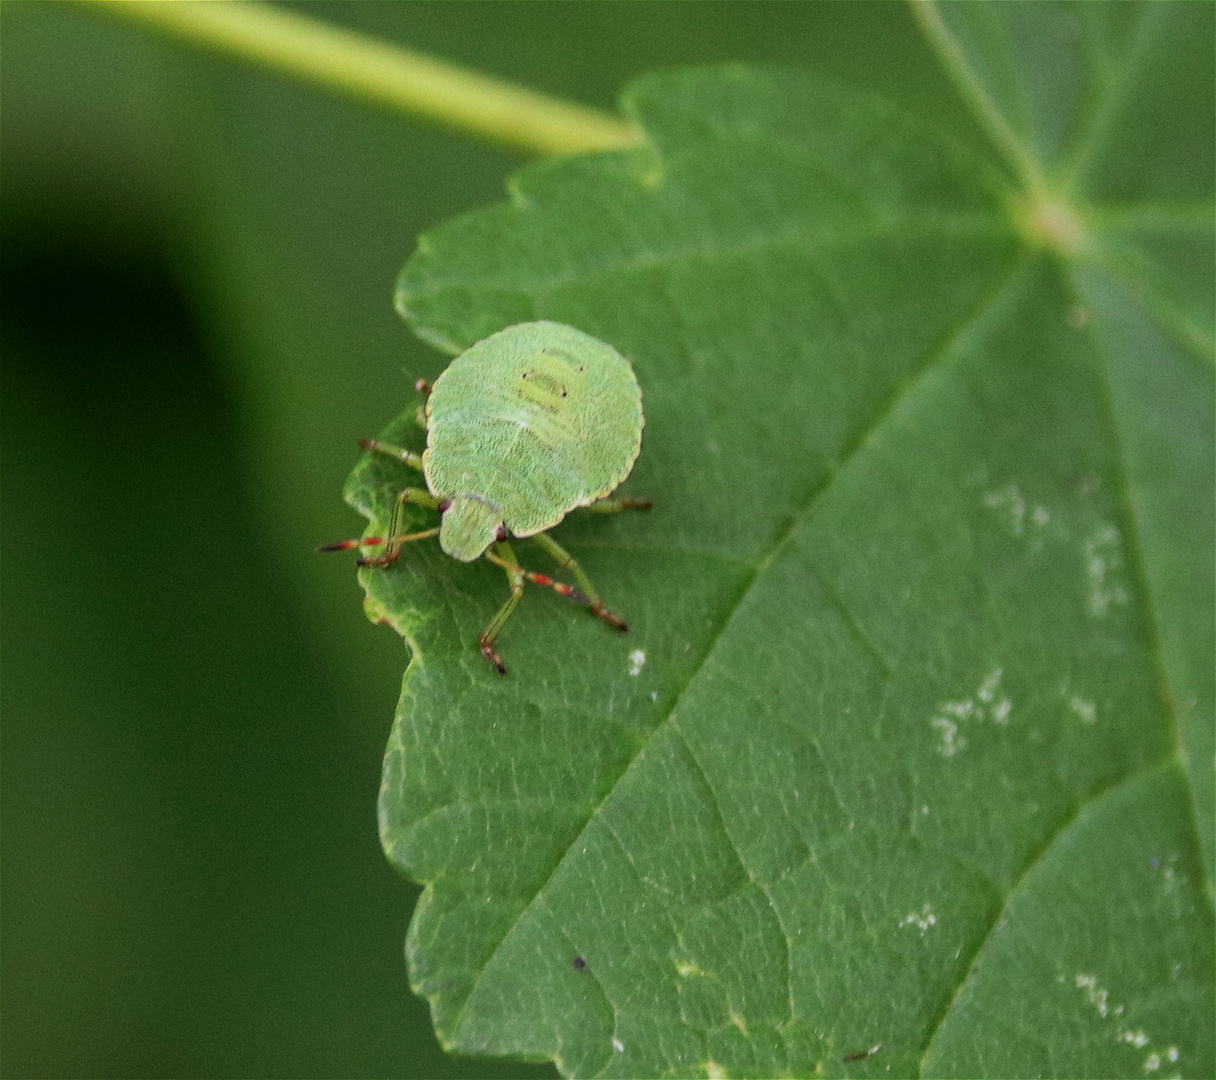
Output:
343 11 1213 1076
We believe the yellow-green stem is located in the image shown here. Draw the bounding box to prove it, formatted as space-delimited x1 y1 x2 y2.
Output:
78 0 644 157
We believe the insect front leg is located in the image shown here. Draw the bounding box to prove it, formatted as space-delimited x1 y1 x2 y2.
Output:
531 532 628 632
360 487 443 567
317 486 440 565
357 437 425 473
479 540 525 674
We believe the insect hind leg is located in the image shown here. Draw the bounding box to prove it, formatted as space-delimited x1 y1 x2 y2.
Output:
484 549 591 608
531 532 627 632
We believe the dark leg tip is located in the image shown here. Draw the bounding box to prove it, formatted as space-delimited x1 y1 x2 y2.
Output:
317 539 355 553
481 642 508 675
593 604 628 632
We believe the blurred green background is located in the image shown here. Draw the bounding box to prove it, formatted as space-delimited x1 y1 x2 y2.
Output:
1 3 985 1076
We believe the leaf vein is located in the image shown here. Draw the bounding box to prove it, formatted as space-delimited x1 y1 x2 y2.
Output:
916 759 1181 1073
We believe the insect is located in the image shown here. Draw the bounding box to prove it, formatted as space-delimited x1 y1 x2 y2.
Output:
321 321 649 674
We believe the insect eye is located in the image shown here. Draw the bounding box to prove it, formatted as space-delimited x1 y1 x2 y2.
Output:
437 499 452 513
495 524 508 542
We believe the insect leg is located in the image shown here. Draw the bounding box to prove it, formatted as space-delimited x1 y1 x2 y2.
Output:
357 437 424 473
531 532 627 632
318 525 442 557
585 496 652 513
316 486 439 565
479 541 525 674
484 549 591 608
360 486 442 567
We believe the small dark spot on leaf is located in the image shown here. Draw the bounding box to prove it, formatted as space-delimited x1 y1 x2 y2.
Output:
842 1044 882 1063
572 956 587 971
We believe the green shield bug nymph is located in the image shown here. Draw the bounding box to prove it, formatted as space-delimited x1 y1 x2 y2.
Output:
320 321 649 674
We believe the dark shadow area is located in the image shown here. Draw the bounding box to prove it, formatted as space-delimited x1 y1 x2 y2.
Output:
0 233 556 1079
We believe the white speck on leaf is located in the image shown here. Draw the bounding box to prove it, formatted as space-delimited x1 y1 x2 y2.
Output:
977 667 1002 702
650 690 658 701
983 482 1052 542
1083 524 1129 617
931 717 964 757
628 649 646 676
612 1036 625 1054
900 903 937 935
1069 695 1097 724
1076 973 1111 1017
930 667 1011 751
1081 972 1175 1071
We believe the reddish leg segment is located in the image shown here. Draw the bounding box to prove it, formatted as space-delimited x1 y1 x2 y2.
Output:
317 485 440 566
483 549 590 607
531 531 628 631
480 538 626 674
